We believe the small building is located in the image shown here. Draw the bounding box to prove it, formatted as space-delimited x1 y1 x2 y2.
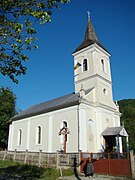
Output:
8 15 128 153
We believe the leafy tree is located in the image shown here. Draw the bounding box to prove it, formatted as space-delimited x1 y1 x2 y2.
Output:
0 87 16 149
0 0 70 83
118 99 135 153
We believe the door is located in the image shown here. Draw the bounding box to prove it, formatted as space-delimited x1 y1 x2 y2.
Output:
104 136 116 152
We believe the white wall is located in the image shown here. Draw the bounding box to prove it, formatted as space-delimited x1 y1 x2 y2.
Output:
78 102 121 153
8 105 79 153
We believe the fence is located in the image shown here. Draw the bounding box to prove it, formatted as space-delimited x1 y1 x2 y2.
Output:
80 152 133 178
0 150 134 178
0 150 79 168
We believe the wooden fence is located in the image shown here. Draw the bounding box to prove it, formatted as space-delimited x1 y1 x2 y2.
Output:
0 150 134 178
0 150 79 168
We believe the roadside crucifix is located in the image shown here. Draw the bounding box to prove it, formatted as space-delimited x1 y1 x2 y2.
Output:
59 121 69 153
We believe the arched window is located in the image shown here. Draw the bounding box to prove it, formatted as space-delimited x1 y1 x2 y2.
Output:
101 59 105 72
88 119 94 141
103 88 107 95
19 129 22 145
63 121 67 129
106 118 109 124
83 59 88 71
37 126 41 144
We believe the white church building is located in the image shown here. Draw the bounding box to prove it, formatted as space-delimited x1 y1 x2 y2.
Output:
8 15 128 153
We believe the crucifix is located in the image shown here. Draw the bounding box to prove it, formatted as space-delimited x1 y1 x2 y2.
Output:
59 121 69 153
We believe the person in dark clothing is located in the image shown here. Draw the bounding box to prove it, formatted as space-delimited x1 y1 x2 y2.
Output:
73 155 83 180
83 157 98 177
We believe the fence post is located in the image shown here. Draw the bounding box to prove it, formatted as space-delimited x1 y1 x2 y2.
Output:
130 150 135 179
38 150 42 167
79 150 82 172
13 149 17 161
56 151 59 168
47 153 49 166
24 149 28 164
3 149 7 160
108 153 111 175
67 154 69 165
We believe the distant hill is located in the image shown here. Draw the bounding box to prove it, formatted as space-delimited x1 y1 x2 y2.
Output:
118 99 135 153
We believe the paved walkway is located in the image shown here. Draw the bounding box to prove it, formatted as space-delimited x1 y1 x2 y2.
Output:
58 174 133 180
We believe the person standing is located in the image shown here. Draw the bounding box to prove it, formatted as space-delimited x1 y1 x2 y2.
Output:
83 157 98 178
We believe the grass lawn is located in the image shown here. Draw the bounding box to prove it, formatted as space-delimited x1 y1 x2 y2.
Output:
0 160 74 180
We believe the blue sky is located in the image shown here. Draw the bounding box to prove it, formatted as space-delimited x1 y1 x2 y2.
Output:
1 0 135 111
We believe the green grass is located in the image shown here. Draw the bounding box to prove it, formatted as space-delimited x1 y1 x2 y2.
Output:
0 160 19 168
0 160 74 180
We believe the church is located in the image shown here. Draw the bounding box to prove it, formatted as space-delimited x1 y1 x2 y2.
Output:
8 15 128 153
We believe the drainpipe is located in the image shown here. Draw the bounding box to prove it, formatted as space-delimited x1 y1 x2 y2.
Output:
77 85 85 152
77 104 80 152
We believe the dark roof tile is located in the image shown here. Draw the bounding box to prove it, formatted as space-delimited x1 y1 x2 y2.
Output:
74 17 108 53
11 93 80 121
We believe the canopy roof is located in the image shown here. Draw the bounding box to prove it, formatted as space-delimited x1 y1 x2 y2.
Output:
101 126 128 137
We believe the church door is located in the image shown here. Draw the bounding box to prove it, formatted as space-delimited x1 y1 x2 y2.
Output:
104 136 116 152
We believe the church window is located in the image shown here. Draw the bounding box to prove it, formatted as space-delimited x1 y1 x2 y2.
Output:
83 59 88 71
103 88 107 95
101 59 105 72
88 119 94 141
37 126 41 144
106 118 109 124
18 129 22 146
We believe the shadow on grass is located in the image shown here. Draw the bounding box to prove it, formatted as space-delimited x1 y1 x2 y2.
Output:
0 164 44 180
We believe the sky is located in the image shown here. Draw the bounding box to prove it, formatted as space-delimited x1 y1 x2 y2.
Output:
1 0 135 111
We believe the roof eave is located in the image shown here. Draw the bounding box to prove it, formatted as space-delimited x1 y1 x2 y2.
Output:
73 41 110 55
11 100 80 122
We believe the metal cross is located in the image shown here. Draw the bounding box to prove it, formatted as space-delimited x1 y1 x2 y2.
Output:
87 11 91 19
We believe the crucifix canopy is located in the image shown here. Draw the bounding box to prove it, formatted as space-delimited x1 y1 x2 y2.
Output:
101 126 128 137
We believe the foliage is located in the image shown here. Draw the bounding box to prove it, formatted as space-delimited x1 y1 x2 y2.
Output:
62 168 74 176
0 160 73 179
41 167 59 180
0 161 44 179
0 160 19 168
0 0 70 83
118 99 135 153
42 167 73 180
0 87 16 149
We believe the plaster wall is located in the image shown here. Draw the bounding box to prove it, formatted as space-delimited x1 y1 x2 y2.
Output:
8 106 78 153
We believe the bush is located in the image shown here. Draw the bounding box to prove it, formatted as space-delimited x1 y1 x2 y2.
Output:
0 160 74 179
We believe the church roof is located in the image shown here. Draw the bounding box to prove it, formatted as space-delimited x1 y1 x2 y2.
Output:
11 93 80 121
74 16 108 53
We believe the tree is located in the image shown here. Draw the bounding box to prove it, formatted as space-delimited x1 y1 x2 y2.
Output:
0 0 70 83
0 87 16 149
118 99 135 153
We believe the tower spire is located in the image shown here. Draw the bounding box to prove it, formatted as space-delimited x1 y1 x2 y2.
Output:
84 12 98 42
74 14 108 53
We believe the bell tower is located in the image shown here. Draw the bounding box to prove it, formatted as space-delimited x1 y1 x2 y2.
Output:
72 14 117 109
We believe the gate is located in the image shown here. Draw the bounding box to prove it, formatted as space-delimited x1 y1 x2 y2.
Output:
80 152 132 177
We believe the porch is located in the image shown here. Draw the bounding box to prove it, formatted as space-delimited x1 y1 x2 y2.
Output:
101 126 129 153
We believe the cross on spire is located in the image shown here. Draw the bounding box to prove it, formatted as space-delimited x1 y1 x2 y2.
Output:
87 11 91 20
